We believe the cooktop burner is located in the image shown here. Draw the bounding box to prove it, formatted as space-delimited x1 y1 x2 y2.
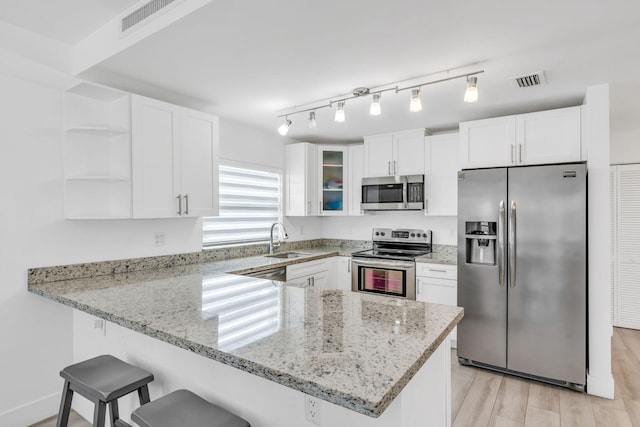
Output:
352 228 432 261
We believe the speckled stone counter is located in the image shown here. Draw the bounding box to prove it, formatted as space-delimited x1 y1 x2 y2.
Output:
416 244 457 265
29 263 462 418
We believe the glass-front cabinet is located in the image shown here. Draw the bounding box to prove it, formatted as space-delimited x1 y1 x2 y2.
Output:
318 145 348 215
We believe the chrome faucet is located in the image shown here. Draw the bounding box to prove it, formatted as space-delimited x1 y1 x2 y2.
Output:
269 222 289 254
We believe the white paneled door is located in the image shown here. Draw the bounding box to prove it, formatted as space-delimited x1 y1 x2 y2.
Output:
612 164 640 329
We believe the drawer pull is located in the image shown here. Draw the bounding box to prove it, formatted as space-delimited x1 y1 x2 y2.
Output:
428 269 448 273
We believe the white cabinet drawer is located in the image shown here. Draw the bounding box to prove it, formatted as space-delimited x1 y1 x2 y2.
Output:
416 278 456 306
416 263 457 279
286 259 329 280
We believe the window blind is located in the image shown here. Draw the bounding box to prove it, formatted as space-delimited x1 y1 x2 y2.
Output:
203 165 281 247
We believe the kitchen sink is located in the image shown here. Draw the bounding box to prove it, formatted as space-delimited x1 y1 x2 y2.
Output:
264 251 309 259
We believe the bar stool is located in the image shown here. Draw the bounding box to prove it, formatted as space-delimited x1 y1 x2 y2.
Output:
56 354 154 427
131 389 250 427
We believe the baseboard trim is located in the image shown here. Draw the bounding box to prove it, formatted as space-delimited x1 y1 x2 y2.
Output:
587 372 615 399
0 392 59 427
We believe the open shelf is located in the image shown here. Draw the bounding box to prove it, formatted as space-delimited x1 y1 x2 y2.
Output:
65 175 130 182
63 82 133 219
66 82 128 102
65 127 129 137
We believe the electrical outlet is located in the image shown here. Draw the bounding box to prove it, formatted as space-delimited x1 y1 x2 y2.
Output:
305 396 322 425
154 232 166 246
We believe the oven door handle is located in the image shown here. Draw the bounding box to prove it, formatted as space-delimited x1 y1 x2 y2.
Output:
351 258 415 269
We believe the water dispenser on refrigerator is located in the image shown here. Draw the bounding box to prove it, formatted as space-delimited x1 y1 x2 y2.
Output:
465 221 497 265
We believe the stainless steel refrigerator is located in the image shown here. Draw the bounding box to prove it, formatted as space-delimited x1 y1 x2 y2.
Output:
457 163 586 390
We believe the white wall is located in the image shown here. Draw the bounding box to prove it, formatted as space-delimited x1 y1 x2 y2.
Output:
584 84 615 399
0 33 303 426
611 128 640 165
322 213 456 245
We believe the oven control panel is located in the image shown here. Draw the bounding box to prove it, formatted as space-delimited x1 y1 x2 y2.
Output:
372 228 432 244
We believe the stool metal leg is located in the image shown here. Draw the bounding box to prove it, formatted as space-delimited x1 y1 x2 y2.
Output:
55 381 74 427
93 400 106 427
109 400 119 427
137 385 150 405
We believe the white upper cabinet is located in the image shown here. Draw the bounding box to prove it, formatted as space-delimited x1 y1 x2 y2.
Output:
63 82 219 220
425 133 459 216
179 108 219 217
364 134 394 176
348 144 364 216
459 106 582 169
318 145 349 216
285 143 318 216
516 106 581 165
394 129 426 175
364 129 425 177
459 116 516 168
132 95 218 218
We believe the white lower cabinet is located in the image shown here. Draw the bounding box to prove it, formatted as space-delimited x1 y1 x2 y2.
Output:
333 256 353 291
286 259 329 288
416 263 457 347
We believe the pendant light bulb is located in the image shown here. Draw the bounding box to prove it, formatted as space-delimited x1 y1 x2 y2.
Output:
277 118 292 136
464 76 478 103
334 101 345 123
370 93 381 116
409 88 422 113
308 111 317 129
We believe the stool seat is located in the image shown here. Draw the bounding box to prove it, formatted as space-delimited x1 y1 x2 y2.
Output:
131 389 250 427
61 355 154 402
56 355 154 427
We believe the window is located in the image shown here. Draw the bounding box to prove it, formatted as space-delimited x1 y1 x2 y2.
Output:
203 164 281 247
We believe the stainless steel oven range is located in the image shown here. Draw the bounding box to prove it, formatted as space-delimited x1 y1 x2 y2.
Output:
351 228 432 300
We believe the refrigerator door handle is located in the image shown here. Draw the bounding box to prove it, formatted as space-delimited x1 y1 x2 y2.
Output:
498 200 506 288
509 200 517 288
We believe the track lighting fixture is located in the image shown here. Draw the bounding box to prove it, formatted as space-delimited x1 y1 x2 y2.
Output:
275 68 483 134
464 76 478 103
370 93 381 116
334 101 345 123
409 88 422 113
308 111 317 129
277 117 291 136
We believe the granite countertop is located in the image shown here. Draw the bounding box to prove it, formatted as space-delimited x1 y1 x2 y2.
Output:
28 262 462 418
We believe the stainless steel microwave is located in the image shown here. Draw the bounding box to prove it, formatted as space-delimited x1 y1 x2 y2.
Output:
361 175 424 211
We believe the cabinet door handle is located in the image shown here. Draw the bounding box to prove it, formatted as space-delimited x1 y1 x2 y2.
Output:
518 144 523 163
319 201 322 213
348 259 351 273
177 195 182 215
184 194 189 215
388 161 391 175
307 201 311 215
393 160 397 175
511 145 514 163
311 276 315 287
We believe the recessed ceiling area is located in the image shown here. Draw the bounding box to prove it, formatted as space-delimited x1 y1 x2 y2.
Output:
3 0 640 142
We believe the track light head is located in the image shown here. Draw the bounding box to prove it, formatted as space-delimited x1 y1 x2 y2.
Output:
464 76 478 103
278 118 292 135
308 111 317 129
409 88 422 113
370 93 381 116
334 101 345 123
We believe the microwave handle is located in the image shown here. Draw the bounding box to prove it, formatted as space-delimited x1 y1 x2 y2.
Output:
402 176 408 208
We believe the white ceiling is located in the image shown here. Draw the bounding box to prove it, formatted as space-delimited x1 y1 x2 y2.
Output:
3 0 640 142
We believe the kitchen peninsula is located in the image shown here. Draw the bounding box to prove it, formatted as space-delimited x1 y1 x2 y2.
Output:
28 254 462 427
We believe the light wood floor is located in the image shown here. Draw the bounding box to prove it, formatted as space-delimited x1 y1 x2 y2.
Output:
452 327 640 427
31 328 640 427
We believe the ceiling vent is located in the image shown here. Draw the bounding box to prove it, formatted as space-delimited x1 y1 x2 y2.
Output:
510 71 546 89
121 0 181 34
